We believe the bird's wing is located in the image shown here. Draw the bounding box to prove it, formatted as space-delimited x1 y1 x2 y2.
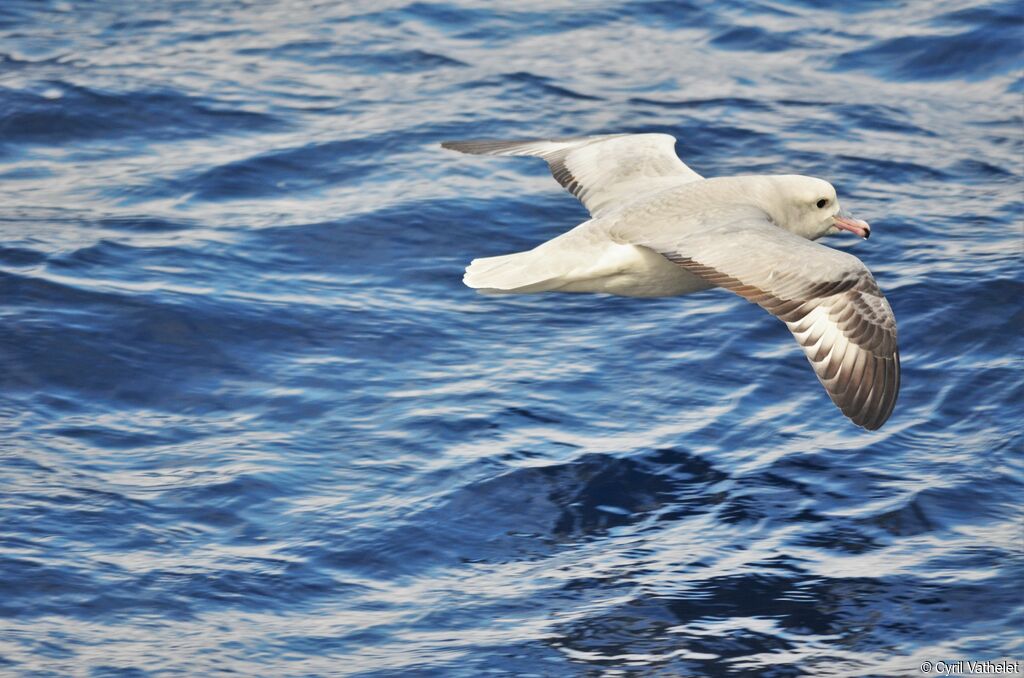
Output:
441 133 703 216
623 218 899 430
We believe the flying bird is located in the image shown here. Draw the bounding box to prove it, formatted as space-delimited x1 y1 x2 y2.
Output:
441 133 899 430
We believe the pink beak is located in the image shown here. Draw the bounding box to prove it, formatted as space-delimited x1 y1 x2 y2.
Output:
833 214 871 239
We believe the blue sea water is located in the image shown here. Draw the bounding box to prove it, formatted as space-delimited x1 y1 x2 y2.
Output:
1 0 1022 675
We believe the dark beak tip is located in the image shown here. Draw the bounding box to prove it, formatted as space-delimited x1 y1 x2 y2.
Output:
863 229 871 240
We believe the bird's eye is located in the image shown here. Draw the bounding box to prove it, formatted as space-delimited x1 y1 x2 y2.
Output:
816 198 829 209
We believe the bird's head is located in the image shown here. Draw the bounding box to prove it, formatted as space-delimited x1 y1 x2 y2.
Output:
763 175 871 241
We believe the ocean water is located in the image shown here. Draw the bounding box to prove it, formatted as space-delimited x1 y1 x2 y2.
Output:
1 0 1022 675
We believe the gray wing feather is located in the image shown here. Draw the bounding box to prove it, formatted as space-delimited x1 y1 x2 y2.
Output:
639 221 900 430
441 134 703 216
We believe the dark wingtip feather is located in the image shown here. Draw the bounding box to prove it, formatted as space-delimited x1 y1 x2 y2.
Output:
440 139 537 155
853 350 900 431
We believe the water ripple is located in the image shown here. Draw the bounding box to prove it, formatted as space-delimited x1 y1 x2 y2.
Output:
0 0 1020 675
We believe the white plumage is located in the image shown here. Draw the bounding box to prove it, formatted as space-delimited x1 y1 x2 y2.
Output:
442 133 899 429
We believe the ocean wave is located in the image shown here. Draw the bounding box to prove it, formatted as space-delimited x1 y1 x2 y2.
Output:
0 0 1020 675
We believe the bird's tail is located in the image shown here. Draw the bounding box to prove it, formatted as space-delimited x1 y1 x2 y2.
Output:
462 249 562 294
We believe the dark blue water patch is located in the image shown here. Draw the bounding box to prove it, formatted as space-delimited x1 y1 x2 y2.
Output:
0 552 339 623
0 4 33 29
127 121 473 202
540 450 726 536
251 83 348 112
551 592 802 673
779 115 851 141
238 40 467 73
399 1 504 29
319 48 468 73
134 138 378 201
0 0 83 22
46 239 158 271
794 519 887 554
6 52 84 73
552 570 1020 673
8 486 156 550
315 477 560 576
672 122 782 168
467 71 604 102
172 28 251 44
0 246 46 267
32 639 76 661
0 273 277 407
0 558 112 620
245 195 585 276
619 0 714 29
628 95 775 113
932 0 1024 28
316 448 727 581
831 103 937 137
103 17 170 34
393 2 617 41
145 558 343 614
162 474 291 528
859 482 1009 538
947 158 1017 182
0 164 54 179
710 25 812 52
781 0 912 11
47 423 207 451
0 468 360 625
90 666 151 678
0 52 33 69
94 216 196 233
900 276 1023 362
0 229 497 417
833 154 948 183
833 23 1024 81
0 82 284 147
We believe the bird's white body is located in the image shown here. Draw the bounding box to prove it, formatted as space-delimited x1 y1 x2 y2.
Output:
464 225 712 297
464 175 831 297
443 133 899 429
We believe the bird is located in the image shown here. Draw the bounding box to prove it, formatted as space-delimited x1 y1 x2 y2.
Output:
441 133 899 430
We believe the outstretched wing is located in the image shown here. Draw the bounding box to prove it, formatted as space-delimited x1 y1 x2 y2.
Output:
628 219 900 430
441 133 703 216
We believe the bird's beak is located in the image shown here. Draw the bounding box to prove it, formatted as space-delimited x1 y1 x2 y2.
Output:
833 211 871 239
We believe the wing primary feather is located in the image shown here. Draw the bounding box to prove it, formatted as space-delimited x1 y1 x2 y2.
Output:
652 226 900 429
442 134 703 216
